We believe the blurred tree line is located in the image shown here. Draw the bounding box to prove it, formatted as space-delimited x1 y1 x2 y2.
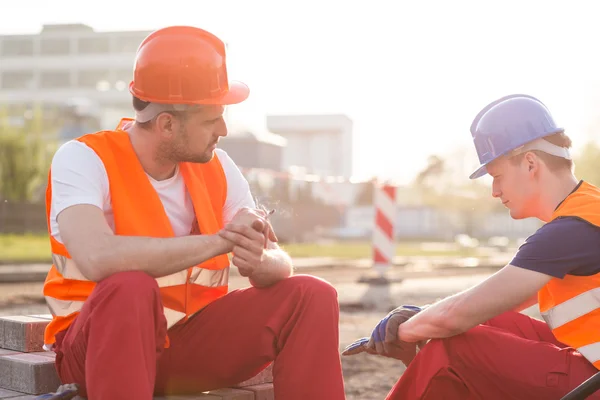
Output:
0 104 58 203
403 141 600 235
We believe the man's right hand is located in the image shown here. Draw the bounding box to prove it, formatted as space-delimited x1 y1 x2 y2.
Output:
342 305 426 366
227 208 277 243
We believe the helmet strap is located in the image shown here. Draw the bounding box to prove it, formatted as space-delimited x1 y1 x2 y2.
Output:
509 137 571 160
135 103 199 123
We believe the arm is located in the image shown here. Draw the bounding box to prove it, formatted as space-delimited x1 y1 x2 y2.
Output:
58 205 232 282
248 240 293 288
398 217 596 343
514 294 538 312
51 141 233 282
397 265 552 342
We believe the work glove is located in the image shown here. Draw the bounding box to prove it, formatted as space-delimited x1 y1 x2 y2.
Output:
34 383 80 399
342 305 426 366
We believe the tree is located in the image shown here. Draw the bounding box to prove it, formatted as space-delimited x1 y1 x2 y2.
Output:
411 151 502 237
574 141 600 187
0 118 53 203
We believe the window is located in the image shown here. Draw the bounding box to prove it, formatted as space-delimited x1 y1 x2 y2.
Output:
114 68 133 85
40 38 71 55
1 38 34 56
77 37 110 54
39 71 71 88
1 71 34 89
112 35 144 53
77 70 110 88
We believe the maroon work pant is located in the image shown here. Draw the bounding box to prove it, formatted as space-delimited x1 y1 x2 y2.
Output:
53 271 346 400
386 311 600 399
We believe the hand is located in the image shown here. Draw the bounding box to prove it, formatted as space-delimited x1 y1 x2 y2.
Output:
229 207 268 230
226 207 278 248
342 305 425 366
254 208 278 246
219 219 267 277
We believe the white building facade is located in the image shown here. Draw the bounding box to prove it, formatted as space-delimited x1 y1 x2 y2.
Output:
266 114 354 179
0 24 152 131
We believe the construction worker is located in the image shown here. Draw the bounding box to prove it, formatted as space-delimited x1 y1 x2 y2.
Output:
40 26 345 400
343 94 600 399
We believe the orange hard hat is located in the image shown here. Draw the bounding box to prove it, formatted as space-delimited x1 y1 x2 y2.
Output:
129 26 249 105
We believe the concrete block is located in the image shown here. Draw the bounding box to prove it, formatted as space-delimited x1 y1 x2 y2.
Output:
28 315 52 321
0 316 49 353
244 384 274 400
202 388 254 400
0 349 19 357
0 352 60 395
29 351 55 359
3 396 37 400
0 388 25 398
233 363 273 387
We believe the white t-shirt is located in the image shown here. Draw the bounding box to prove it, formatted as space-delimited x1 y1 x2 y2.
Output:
49 140 255 244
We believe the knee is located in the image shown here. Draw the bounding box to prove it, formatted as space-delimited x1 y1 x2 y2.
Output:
98 271 158 297
429 326 487 365
284 274 338 303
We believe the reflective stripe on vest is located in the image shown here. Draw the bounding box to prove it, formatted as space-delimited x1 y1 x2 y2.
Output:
53 254 229 288
45 297 85 317
48 253 229 328
541 287 600 329
578 342 600 365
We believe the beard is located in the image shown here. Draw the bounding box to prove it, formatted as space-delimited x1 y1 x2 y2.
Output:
159 126 215 164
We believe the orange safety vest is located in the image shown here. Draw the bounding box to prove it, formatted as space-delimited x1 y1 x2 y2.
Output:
538 181 600 369
42 118 230 347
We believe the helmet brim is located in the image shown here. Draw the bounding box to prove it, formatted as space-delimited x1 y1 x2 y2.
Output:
129 80 250 105
215 81 250 105
469 164 488 180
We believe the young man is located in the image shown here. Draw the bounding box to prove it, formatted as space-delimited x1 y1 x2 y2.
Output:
344 94 600 399
41 26 345 400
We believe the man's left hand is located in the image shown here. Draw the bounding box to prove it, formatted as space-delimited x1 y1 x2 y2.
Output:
219 219 266 277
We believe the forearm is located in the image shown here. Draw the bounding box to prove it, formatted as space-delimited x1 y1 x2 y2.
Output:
514 294 538 312
86 233 231 281
249 247 293 288
398 296 464 343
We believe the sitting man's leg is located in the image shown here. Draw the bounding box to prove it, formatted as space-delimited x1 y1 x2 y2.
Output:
53 271 168 399
386 311 600 400
155 274 345 400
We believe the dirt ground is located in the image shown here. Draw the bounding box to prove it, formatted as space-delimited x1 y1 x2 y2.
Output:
0 265 507 399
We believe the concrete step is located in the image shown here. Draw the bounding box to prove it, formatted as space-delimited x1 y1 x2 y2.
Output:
0 316 51 353
0 349 60 395
0 315 274 398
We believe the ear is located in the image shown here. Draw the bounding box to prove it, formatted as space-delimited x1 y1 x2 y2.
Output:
154 113 179 137
523 152 540 175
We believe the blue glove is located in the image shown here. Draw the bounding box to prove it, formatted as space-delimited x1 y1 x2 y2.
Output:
34 383 79 400
342 305 424 364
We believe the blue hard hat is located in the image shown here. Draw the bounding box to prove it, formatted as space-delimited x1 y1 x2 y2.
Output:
469 94 564 179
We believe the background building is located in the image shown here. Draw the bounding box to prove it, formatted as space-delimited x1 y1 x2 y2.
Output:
266 114 354 178
218 128 287 171
0 24 158 140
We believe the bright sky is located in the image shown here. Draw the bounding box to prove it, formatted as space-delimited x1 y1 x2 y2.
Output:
2 0 600 183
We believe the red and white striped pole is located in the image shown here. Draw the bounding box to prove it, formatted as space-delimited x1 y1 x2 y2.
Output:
372 182 397 278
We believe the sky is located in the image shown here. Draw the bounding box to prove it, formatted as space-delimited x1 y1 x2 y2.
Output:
2 0 600 183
